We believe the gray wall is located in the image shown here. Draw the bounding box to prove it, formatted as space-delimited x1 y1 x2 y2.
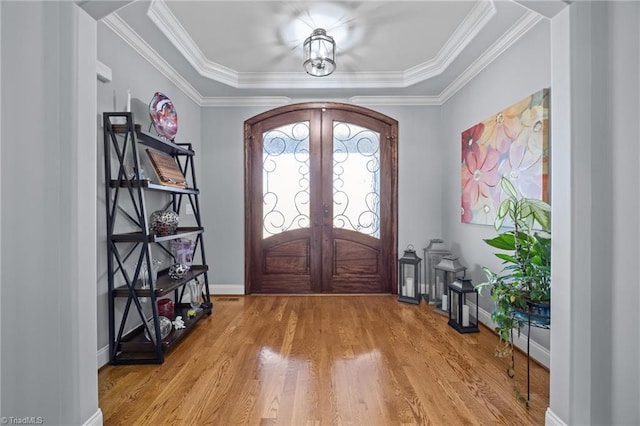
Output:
440 20 551 349
96 22 202 361
550 3 640 425
199 104 442 293
1 3 99 425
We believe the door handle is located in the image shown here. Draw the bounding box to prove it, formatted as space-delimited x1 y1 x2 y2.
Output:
323 203 330 218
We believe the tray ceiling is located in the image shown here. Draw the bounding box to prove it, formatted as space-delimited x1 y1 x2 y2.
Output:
91 0 566 104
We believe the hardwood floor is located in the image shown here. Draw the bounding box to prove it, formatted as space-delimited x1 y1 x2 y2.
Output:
98 295 549 425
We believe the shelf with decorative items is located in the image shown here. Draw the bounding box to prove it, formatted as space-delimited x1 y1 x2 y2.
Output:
103 109 211 365
114 303 210 360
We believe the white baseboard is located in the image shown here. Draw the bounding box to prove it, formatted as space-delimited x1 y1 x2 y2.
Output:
211 284 245 295
83 408 103 426
97 344 110 369
545 407 567 426
467 301 550 368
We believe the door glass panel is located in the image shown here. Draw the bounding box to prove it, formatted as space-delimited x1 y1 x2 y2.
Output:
262 122 310 238
333 122 381 238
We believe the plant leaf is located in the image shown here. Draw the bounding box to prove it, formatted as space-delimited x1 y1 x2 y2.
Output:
497 199 511 220
526 198 551 212
495 253 518 263
533 208 551 231
494 199 511 231
501 177 519 200
484 234 516 250
494 200 511 231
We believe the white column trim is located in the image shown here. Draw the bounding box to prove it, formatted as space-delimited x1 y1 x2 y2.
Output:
545 407 568 426
96 60 111 82
0 2 3 419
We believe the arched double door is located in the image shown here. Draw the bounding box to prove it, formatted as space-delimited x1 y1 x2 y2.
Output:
244 103 398 294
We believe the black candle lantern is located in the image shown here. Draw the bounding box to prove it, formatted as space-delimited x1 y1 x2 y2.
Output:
447 277 479 333
434 255 467 314
398 245 421 304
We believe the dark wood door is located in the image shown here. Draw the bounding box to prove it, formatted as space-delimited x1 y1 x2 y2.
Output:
245 103 398 294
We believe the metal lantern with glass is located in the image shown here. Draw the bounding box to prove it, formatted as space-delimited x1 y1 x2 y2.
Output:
398 245 421 304
303 28 336 77
447 277 479 333
423 239 451 304
434 255 467 314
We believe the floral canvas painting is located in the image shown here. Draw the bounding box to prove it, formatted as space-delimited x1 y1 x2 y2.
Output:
461 88 549 225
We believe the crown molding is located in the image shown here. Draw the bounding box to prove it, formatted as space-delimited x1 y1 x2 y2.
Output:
146 0 497 90
349 96 442 107
438 10 543 104
146 0 238 87
198 96 439 108
198 96 440 108
238 71 406 89
102 13 204 105
404 0 496 86
200 96 292 107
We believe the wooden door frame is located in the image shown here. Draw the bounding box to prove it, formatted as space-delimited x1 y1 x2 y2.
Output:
244 102 398 295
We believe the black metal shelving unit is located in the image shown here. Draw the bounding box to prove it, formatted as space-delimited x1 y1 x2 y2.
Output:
103 112 212 364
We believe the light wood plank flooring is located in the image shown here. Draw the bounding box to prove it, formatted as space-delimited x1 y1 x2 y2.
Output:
99 295 549 425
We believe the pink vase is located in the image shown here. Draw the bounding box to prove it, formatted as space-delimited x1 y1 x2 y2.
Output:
157 298 174 320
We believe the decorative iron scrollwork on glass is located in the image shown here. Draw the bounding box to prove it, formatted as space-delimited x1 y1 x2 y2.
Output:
262 122 311 237
333 122 381 238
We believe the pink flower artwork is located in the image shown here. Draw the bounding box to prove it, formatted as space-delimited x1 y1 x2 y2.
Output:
461 89 549 225
462 146 501 206
461 122 484 162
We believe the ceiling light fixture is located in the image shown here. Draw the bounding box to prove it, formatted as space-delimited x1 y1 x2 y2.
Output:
303 28 336 77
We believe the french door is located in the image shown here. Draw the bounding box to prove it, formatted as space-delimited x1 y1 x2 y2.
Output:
244 103 398 294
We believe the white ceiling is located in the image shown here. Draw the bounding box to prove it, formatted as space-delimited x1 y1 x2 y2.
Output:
90 0 567 105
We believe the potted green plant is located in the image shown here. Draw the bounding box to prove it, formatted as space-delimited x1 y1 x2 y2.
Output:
476 177 551 391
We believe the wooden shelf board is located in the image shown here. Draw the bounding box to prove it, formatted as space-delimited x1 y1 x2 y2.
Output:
113 265 208 297
109 180 199 195
137 130 194 156
111 227 204 243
